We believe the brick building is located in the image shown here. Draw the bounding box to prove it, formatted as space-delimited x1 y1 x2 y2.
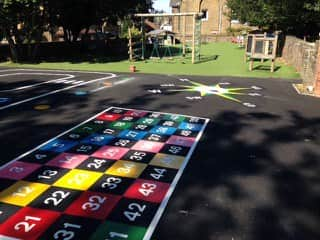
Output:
170 0 230 36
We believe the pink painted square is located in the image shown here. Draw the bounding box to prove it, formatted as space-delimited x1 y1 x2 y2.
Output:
132 140 164 153
0 161 41 180
124 110 147 118
91 146 129 160
166 136 196 147
46 153 89 169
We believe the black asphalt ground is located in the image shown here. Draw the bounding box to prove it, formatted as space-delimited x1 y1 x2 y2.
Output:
0 68 320 240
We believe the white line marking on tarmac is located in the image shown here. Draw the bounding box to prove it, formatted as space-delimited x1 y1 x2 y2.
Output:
0 70 117 110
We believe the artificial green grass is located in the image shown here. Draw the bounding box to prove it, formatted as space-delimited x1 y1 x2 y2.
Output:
0 42 300 79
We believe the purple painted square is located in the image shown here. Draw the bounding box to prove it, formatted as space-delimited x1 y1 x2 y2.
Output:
0 161 41 180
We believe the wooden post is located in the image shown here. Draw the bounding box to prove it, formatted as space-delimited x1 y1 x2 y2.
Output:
314 41 320 95
141 17 145 60
192 14 196 64
128 27 133 61
182 15 186 57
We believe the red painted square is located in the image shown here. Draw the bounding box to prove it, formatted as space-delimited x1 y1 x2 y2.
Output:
0 162 41 180
124 110 147 118
46 153 89 169
132 140 164 153
96 113 121 121
124 179 170 203
0 207 61 240
64 191 121 220
91 146 129 160
166 136 196 147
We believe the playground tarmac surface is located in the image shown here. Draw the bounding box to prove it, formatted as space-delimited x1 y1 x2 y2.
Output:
0 68 320 240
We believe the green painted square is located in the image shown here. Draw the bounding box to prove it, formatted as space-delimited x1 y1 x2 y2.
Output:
163 114 185 122
136 118 160 126
90 221 147 240
109 121 133 130
74 123 104 134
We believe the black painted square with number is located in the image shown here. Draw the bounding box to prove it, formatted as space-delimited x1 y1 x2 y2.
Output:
158 120 180 128
0 203 21 223
39 214 101 240
19 150 59 164
184 117 206 124
139 166 178 183
145 112 164 119
174 129 198 138
90 174 134 195
122 150 155 164
24 166 69 184
108 198 159 227
108 138 137 148
98 127 122 136
60 131 90 142
132 123 153 131
29 186 81 212
68 144 100 155
160 144 190 156
74 123 104 135
119 116 140 122
87 119 112 127
143 133 170 143
76 157 115 172
0 178 16 191
106 108 127 114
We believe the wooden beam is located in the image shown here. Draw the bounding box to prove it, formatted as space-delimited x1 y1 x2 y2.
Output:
192 15 196 64
135 12 202 17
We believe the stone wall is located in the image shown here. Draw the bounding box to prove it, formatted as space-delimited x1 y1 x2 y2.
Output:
282 36 319 86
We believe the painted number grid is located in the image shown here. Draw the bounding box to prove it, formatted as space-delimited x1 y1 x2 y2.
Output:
0 107 209 240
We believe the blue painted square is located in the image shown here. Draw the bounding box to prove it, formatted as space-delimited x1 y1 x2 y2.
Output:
118 130 147 141
81 134 115 146
40 139 77 153
150 126 176 135
178 122 203 131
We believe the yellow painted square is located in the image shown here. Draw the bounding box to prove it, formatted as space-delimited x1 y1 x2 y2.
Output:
149 153 185 169
53 169 102 190
106 160 147 178
0 181 50 206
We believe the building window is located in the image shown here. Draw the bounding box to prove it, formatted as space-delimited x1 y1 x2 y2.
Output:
201 9 208 21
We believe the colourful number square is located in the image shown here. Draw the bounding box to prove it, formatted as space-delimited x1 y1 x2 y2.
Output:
106 160 147 178
0 178 15 192
149 153 185 169
90 221 147 240
29 186 81 212
65 191 121 220
107 108 127 114
0 207 61 240
149 126 176 135
90 174 134 195
124 110 147 118
160 144 190 156
0 203 21 224
124 179 170 203
178 122 203 131
131 140 164 153
185 117 206 124
0 162 41 180
88 119 111 126
60 131 90 141
108 198 158 227
122 150 155 164
74 123 104 134
132 124 153 131
158 120 179 128
136 118 160 126
0 181 50 207
53 169 102 191
145 112 163 118
81 134 115 146
118 130 147 141
76 157 115 172
143 133 169 142
166 135 196 147
39 139 77 153
109 121 133 130
174 129 198 137
139 165 177 183
163 114 185 122
98 127 122 136
108 138 137 148
46 153 89 169
39 215 101 240
19 150 59 164
68 144 100 155
119 116 139 122
24 166 69 185
92 146 129 160
96 113 122 121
